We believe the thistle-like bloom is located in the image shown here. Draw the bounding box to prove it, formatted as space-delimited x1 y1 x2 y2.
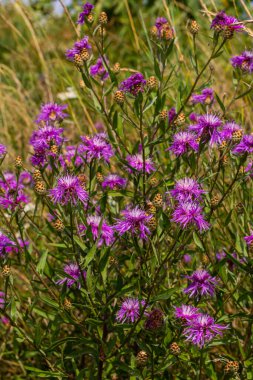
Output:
35 103 68 124
189 114 222 145
183 314 228 348
119 73 146 96
172 201 210 231
184 269 217 298
232 134 253 155
0 144 7 158
86 215 115 246
0 232 16 258
231 51 253 73
191 88 214 105
57 263 86 289
77 2 94 24
79 134 114 163
0 292 5 309
50 175 89 205
171 178 204 202
114 206 152 240
116 298 146 323
220 121 242 141
169 131 199 156
66 36 92 61
126 154 155 174
90 57 109 81
63 145 84 167
211 11 243 32
0 172 29 210
102 174 127 190
155 17 168 37
174 305 200 321
244 234 253 245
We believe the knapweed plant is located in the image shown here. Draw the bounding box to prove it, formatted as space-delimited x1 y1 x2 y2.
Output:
0 3 253 380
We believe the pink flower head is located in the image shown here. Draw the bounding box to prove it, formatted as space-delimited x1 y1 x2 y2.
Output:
188 113 222 145
220 121 242 141
0 232 17 258
80 134 114 163
174 304 200 321
114 206 152 240
57 263 86 289
171 178 205 202
119 73 146 96
168 131 199 156
86 215 115 246
191 88 214 105
90 57 109 81
102 174 127 190
66 36 92 61
77 2 94 24
211 11 243 32
184 269 217 298
233 134 253 155
244 234 253 245
183 313 228 347
50 175 89 205
0 144 7 158
231 51 253 73
172 201 210 231
0 292 6 309
35 103 68 124
116 298 147 323
126 154 155 174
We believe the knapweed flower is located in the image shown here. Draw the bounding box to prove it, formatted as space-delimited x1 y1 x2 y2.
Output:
126 154 155 174
220 121 242 141
50 175 89 205
168 107 176 124
189 113 222 145
77 2 94 24
184 269 217 298
66 36 92 61
169 131 199 156
0 292 5 309
0 172 29 210
232 134 253 155
0 232 16 258
155 17 168 36
90 57 109 81
102 174 127 190
174 305 200 321
0 144 7 158
244 234 253 245
183 254 192 264
114 206 152 240
171 178 205 202
211 11 243 32
119 73 146 96
79 134 114 163
191 88 214 105
63 145 84 167
183 314 228 347
86 215 115 246
172 201 210 231
35 103 68 124
231 51 253 73
116 298 146 323
57 263 86 289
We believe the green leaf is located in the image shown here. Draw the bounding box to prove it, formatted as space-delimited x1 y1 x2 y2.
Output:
193 232 204 251
36 250 48 275
74 236 87 251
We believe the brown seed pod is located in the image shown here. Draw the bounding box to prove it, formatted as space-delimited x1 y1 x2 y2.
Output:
52 219 64 232
2 265 11 277
80 48 90 61
218 140 227 151
87 14 94 23
74 54 83 69
189 20 199 35
136 351 148 366
33 169 42 182
112 62 120 74
15 156 23 169
99 11 108 25
232 130 243 143
147 216 157 231
34 181 47 195
222 26 234 39
153 193 163 207
224 361 239 374
114 90 125 105
147 76 158 90
210 195 219 207
174 113 185 126
170 342 181 355
145 202 156 215
159 110 168 121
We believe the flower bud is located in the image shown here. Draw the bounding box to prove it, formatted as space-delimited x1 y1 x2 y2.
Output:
147 76 158 90
153 193 163 207
34 181 47 195
15 156 23 169
189 20 199 35
112 62 120 74
52 219 64 232
136 351 148 366
99 11 108 25
33 169 42 182
170 342 181 355
114 90 125 105
2 265 11 277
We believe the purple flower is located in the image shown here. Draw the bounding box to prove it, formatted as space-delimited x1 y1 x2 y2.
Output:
77 2 94 24
126 154 155 174
171 178 204 202
211 11 243 32
231 51 253 73
155 17 168 30
90 57 109 81
0 292 6 309
102 174 127 190
172 201 210 231
66 36 92 61
86 215 115 246
183 313 228 348
114 206 152 240
189 114 222 145
169 132 199 156
116 298 146 323
50 175 89 205
184 269 217 298
168 107 176 124
216 251 237 271
191 88 214 105
57 263 86 289
0 232 16 258
79 134 114 163
0 144 7 158
35 103 68 124
183 254 192 264
119 73 146 96
244 234 253 245
232 134 253 155
63 145 84 167
220 121 242 141
174 305 200 321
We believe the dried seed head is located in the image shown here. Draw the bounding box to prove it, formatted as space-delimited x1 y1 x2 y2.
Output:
112 62 120 74
2 265 11 277
33 169 42 182
159 110 168 121
232 130 243 143
87 14 94 23
50 145 58 155
147 76 158 90
210 195 219 207
34 181 47 195
114 90 125 105
153 193 163 207
99 11 108 25
189 20 199 35
145 202 156 215
15 156 23 169
136 351 148 366
52 219 64 232
160 25 174 40
79 79 85 89
80 48 90 61
74 54 83 69
170 342 181 355
222 26 234 39
64 298 72 310
147 216 157 231
96 172 104 183
224 361 239 374
218 140 227 151
174 113 185 126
